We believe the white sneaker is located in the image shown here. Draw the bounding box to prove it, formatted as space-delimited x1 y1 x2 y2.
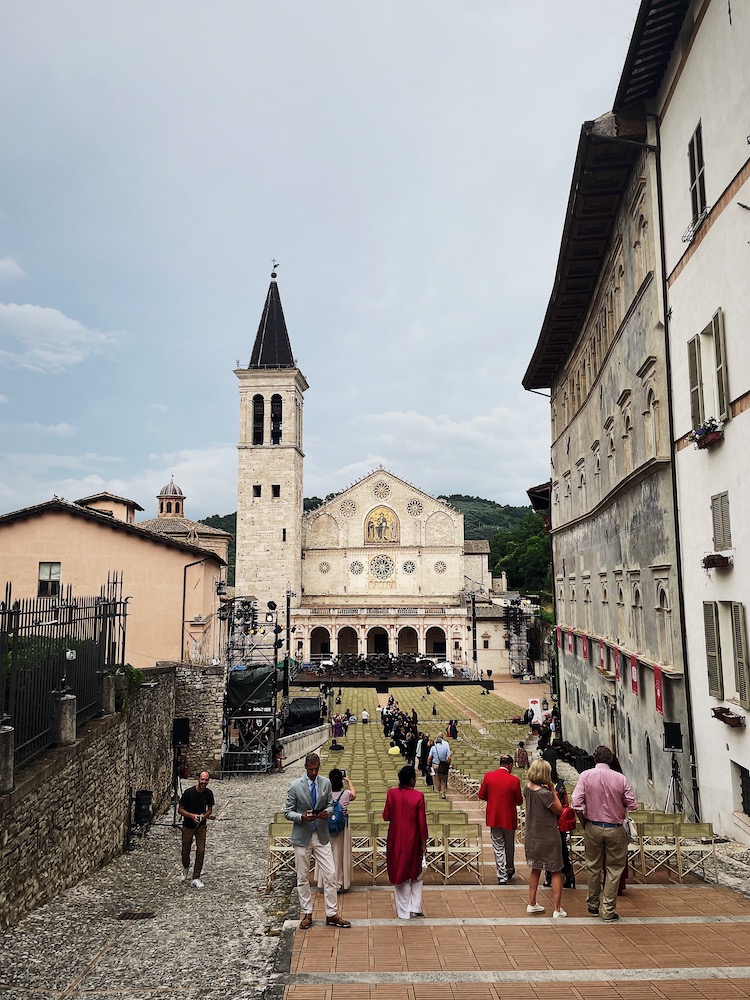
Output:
181 867 189 882
191 878 205 889
553 909 567 918
526 903 545 914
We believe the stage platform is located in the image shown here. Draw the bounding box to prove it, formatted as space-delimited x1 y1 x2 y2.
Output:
292 671 495 691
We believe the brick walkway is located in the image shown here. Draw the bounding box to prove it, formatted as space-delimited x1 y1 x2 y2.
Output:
278 784 750 1000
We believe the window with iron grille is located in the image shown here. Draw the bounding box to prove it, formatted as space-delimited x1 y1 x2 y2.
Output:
711 492 732 550
38 562 61 597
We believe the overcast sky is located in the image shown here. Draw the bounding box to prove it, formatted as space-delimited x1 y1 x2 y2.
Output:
0 1 640 521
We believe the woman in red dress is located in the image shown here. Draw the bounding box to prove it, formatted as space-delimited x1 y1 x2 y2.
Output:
382 765 429 919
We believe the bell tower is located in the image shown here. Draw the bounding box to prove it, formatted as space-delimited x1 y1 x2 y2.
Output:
234 271 307 607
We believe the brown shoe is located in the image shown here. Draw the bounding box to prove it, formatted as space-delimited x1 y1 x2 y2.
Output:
299 913 313 929
325 915 351 928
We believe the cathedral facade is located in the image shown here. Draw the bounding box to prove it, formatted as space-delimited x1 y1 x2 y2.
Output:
234 275 506 675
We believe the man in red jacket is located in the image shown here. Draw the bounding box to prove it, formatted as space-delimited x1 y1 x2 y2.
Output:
478 754 523 883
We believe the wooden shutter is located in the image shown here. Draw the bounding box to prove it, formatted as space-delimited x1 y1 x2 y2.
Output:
711 492 731 551
712 309 729 422
703 601 723 698
688 336 704 429
732 603 749 708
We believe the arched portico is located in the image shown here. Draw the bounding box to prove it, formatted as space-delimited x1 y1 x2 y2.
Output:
310 626 331 660
337 626 358 656
425 626 446 660
397 626 418 656
367 626 390 655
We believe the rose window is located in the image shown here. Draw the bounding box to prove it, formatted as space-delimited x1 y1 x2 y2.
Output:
339 499 356 518
370 554 395 579
407 499 423 517
434 560 447 574
350 560 364 575
319 561 331 574
403 560 416 574
373 480 391 499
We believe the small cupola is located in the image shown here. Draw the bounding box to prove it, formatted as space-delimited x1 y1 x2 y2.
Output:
157 477 185 518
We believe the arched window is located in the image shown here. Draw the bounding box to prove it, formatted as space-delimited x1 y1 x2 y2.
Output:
592 698 597 728
175 501 181 515
646 733 653 782
657 586 673 665
632 586 644 651
159 500 164 513
252 394 264 445
557 586 565 624
617 585 625 642
584 587 592 633
271 394 282 445
166 501 172 513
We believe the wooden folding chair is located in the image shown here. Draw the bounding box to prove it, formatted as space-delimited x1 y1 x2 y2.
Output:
635 820 681 882
676 822 718 883
266 821 295 889
443 821 482 883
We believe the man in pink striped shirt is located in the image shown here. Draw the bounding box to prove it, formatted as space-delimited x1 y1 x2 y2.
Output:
571 745 637 921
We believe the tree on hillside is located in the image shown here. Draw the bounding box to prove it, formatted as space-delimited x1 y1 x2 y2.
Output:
490 512 551 594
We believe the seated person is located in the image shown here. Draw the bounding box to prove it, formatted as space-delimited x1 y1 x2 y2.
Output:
387 740 402 756
329 739 345 751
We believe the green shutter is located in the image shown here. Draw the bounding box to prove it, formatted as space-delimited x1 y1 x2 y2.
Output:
703 601 723 698
713 309 729 422
711 492 731 551
732 603 749 709
688 336 704 429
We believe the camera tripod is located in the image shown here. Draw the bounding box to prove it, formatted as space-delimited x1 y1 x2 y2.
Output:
664 752 691 816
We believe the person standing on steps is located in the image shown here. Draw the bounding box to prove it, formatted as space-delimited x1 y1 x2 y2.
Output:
285 752 351 930
427 735 451 799
178 771 214 889
383 765 429 919
478 754 523 883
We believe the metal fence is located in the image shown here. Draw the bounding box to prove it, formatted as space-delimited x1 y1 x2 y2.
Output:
0 574 128 766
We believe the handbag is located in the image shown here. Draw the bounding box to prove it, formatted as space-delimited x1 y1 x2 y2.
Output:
437 761 450 775
622 815 638 842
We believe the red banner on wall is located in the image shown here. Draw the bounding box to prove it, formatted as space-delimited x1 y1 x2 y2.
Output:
556 625 562 648
583 634 588 659
654 664 663 715
568 630 573 654
630 654 639 695
614 646 620 681
599 639 605 670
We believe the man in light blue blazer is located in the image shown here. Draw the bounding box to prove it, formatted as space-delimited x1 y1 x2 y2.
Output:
285 752 351 929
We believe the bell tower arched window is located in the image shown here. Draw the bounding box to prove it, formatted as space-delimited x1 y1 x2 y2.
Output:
271 394 282 445
252 395 264 445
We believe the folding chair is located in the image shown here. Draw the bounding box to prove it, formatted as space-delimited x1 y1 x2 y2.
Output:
350 821 376 881
676 822 718 883
267 821 296 889
443 821 482 883
635 820 681 882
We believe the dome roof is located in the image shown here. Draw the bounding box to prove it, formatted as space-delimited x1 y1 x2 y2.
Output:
158 477 184 498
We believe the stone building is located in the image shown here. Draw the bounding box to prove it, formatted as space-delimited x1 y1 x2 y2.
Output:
612 0 750 840
524 108 689 800
234 274 509 677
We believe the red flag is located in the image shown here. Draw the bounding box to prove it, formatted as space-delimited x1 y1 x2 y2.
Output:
630 654 639 695
568 630 573 654
614 646 620 681
583 634 588 659
599 639 605 670
654 665 663 715
556 625 562 648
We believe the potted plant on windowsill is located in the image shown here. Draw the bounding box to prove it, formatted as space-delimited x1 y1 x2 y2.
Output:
702 553 732 570
689 417 724 450
711 706 746 728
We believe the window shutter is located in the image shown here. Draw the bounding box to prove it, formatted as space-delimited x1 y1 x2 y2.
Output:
732 603 749 708
711 492 731 551
687 336 704 429
712 309 729 422
703 601 723 698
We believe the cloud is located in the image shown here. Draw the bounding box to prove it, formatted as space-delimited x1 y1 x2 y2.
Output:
0 257 26 283
0 394 8 404
23 421 75 437
149 403 168 412
0 303 120 373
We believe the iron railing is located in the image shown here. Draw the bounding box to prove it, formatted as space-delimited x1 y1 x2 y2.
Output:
0 574 128 766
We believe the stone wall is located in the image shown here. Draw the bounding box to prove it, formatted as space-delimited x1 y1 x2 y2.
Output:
171 661 225 775
0 664 177 931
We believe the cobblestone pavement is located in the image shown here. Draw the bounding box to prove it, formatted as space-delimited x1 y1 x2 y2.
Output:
0 770 295 1000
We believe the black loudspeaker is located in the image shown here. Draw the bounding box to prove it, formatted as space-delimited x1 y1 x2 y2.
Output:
173 717 190 747
664 721 683 752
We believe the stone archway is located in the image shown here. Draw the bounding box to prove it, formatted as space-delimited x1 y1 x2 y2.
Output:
367 627 389 655
397 626 418 656
425 626 446 660
337 626 358 656
310 626 331 660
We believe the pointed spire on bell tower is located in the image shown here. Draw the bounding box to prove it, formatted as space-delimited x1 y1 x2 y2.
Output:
249 263 295 368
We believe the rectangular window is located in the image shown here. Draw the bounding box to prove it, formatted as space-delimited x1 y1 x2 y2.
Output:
253 484 261 498
711 492 732 550
38 561 61 598
272 484 281 498
739 763 750 817
687 308 729 429
282 528 287 542
483 639 489 649
688 122 706 223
